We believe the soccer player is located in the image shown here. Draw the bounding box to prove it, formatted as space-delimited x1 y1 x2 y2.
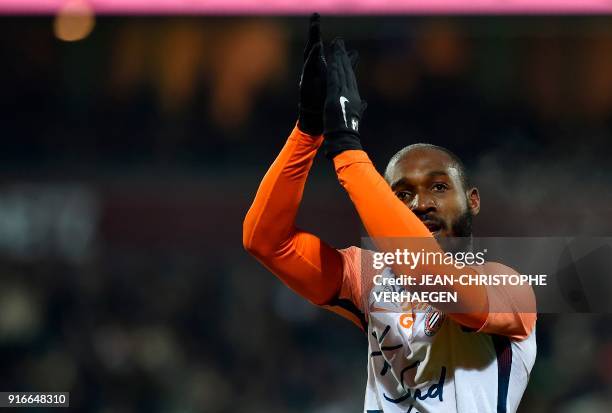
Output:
243 14 536 413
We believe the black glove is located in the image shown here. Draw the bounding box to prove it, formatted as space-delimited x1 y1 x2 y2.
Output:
323 38 367 159
298 13 326 136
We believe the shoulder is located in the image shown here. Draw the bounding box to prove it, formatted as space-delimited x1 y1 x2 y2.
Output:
476 261 537 341
481 261 518 274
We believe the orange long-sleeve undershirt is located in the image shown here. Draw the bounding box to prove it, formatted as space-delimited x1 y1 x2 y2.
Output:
243 126 343 306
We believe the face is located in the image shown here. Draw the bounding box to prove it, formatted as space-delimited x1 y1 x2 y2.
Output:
385 147 480 239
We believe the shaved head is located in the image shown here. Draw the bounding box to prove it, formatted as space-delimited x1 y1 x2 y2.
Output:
385 143 470 190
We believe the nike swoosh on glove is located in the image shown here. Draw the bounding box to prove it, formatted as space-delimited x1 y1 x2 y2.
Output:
323 38 367 159
298 13 327 136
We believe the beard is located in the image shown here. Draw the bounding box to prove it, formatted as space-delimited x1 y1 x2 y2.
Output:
436 209 473 253
450 208 473 238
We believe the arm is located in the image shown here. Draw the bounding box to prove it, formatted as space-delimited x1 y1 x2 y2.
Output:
243 15 343 306
243 126 343 306
245 16 367 330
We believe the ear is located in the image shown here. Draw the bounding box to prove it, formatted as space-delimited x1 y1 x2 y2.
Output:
467 187 480 216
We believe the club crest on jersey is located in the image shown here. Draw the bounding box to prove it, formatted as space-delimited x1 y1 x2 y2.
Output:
424 307 445 337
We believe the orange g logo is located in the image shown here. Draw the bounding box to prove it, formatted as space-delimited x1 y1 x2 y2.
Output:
399 313 414 329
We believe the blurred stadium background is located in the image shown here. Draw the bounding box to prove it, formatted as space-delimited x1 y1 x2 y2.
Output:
1 10 612 413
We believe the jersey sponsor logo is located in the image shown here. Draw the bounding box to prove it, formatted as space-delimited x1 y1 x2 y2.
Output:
424 307 445 337
399 313 414 329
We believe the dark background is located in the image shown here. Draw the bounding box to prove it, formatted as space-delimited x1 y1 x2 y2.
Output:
0 16 611 412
